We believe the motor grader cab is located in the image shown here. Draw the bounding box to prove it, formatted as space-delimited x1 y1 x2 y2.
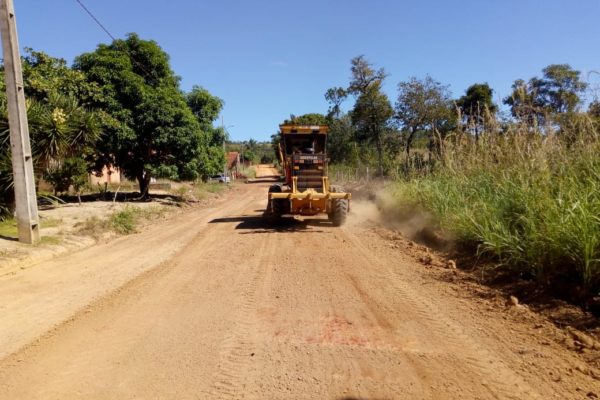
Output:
267 125 351 226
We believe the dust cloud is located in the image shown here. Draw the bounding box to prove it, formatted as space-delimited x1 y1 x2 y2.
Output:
347 189 447 248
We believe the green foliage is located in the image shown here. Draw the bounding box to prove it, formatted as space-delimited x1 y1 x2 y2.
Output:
504 64 587 125
456 83 496 137
186 86 226 177
387 125 600 298
22 49 103 105
395 76 455 159
0 49 104 213
186 85 224 126
44 157 89 194
74 33 204 196
325 87 347 118
456 83 496 117
282 113 328 125
108 205 166 235
0 218 17 237
347 56 393 176
109 207 138 234
227 138 275 165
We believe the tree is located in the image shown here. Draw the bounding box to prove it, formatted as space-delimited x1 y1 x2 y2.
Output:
504 64 587 127
44 157 88 202
347 56 393 176
185 86 226 177
456 83 497 139
538 64 587 114
326 113 358 164
186 85 223 126
0 49 103 213
395 76 454 160
74 34 203 197
325 87 347 119
503 79 541 126
283 113 328 125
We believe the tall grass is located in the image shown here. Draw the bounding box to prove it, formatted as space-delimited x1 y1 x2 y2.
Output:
388 117 600 297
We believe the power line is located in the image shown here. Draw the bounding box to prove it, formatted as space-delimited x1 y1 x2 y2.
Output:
73 0 153 80
74 0 116 41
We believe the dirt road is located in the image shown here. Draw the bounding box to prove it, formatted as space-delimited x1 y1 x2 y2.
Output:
0 179 597 399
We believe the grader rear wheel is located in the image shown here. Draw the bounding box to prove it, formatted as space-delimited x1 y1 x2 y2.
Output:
329 198 348 227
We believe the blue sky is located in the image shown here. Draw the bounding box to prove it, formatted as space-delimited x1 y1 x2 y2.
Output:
16 0 600 141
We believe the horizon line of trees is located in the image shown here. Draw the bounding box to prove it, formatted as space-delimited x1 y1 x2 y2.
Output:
281 56 596 177
1 33 226 214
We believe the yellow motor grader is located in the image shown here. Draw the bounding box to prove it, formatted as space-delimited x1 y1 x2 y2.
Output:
267 125 351 226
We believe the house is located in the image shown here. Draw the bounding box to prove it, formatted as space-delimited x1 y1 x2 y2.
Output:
90 166 121 185
226 152 241 179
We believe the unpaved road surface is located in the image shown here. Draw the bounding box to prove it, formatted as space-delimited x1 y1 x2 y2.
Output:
0 179 598 399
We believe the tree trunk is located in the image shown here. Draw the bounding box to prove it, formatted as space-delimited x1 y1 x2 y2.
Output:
376 132 384 177
136 171 151 200
405 126 416 171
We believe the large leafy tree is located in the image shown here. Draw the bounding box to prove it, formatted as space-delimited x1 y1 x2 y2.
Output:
504 64 587 126
74 33 202 197
456 83 497 139
395 75 454 159
185 85 226 177
347 56 393 176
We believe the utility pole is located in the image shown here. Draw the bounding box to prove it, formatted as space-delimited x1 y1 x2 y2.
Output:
221 117 227 181
0 0 40 244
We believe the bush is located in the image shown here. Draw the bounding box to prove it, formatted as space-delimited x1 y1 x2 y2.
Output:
44 157 88 195
388 122 600 298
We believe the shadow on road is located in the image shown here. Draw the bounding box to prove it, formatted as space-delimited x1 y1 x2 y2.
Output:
0 234 18 242
245 176 282 184
209 214 331 233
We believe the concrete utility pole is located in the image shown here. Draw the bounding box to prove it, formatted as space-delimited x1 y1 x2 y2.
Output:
0 0 40 244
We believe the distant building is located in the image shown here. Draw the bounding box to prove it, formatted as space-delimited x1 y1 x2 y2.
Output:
90 166 121 185
226 152 241 179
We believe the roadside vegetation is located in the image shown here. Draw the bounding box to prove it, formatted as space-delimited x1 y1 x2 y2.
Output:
280 57 600 304
1 34 227 218
77 205 167 238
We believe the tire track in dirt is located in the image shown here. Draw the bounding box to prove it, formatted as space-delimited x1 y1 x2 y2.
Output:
205 212 278 398
1 183 594 399
339 226 541 400
0 185 268 399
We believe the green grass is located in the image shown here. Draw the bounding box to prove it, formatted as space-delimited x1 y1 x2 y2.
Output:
109 207 138 234
37 235 62 246
108 206 166 234
40 217 62 228
77 205 167 237
240 166 256 179
75 216 107 238
386 125 600 299
170 182 226 202
0 218 17 238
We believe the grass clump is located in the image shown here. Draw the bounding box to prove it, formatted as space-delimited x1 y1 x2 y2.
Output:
388 123 600 299
0 218 17 239
108 205 166 234
37 235 62 246
77 205 167 237
75 216 108 238
109 207 138 234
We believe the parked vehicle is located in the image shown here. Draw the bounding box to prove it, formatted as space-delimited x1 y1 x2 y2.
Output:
209 174 231 183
